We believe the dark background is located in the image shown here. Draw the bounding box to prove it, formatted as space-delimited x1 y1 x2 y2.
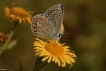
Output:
0 0 106 71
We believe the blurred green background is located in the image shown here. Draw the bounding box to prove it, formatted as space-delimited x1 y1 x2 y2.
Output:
0 0 106 71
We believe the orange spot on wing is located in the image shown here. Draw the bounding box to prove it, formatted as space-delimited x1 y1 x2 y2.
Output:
39 17 43 20
34 25 37 28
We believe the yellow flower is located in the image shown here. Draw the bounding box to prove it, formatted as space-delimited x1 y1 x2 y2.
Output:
33 38 76 67
4 6 33 24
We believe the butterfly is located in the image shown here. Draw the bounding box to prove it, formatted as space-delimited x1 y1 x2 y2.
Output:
31 4 64 40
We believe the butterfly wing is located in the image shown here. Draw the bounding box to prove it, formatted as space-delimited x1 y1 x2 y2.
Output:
43 4 64 38
31 14 55 39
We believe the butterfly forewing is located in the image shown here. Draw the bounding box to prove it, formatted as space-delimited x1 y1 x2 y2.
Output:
31 14 55 39
43 4 64 37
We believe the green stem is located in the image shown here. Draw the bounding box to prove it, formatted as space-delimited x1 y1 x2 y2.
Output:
33 57 48 71
7 21 18 42
11 21 18 31
0 21 18 55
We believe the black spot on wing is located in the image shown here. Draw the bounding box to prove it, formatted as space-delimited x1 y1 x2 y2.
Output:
60 4 64 14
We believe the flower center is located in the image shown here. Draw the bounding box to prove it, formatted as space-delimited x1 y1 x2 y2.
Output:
45 40 64 56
